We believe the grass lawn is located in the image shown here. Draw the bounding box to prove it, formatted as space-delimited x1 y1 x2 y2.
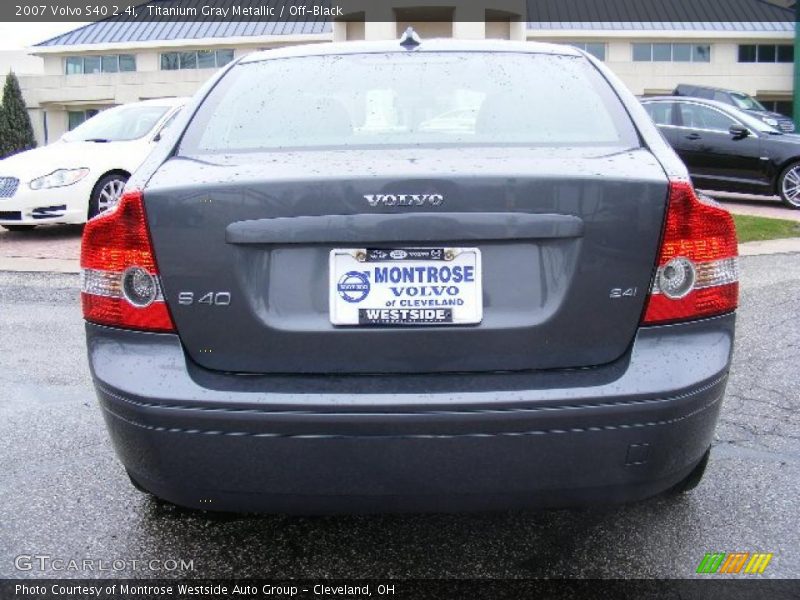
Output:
733 214 800 244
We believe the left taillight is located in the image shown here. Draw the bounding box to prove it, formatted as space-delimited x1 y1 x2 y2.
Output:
80 189 175 332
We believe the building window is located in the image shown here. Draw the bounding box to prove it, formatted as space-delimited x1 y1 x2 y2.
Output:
160 53 179 70
632 43 711 63
565 42 606 61
738 44 793 63
759 99 793 118
694 45 711 62
119 55 136 72
179 52 197 69
67 109 99 130
197 50 216 68
83 56 101 74
778 45 794 62
671 44 691 61
652 43 671 61
64 54 136 75
65 57 82 75
101 55 118 73
216 49 235 65
632 43 651 62
160 49 235 70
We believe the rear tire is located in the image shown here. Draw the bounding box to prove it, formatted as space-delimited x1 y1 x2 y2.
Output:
778 162 800 209
88 173 128 220
667 448 710 495
1 224 36 232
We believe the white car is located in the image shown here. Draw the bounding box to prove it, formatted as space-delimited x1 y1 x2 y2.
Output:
0 97 186 231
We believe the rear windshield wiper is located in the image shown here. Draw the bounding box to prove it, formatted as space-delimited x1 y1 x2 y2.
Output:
84 138 111 143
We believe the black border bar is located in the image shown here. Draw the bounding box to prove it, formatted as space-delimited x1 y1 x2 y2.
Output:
4 0 796 23
2 579 800 600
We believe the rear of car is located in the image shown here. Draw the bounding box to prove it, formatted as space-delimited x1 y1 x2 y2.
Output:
82 41 738 513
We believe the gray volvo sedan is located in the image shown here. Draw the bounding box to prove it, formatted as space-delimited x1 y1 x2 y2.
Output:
81 35 738 513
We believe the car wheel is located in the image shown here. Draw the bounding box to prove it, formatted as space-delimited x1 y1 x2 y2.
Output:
1 224 36 232
88 173 128 219
778 162 800 209
667 448 710 495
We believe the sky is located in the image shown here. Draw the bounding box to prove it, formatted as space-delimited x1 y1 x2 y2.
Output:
0 23 89 51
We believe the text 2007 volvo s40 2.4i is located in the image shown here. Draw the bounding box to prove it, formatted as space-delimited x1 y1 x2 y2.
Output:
81 36 739 513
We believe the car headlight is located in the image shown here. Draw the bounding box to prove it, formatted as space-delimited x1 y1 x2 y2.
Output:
29 168 90 191
762 117 779 127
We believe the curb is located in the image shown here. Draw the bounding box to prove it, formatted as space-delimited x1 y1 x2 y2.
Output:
0 257 81 273
737 238 800 257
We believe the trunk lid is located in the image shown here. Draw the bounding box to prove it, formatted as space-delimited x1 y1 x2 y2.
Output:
145 146 667 374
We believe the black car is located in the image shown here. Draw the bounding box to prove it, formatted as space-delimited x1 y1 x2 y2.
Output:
673 84 794 133
80 39 739 513
642 96 800 208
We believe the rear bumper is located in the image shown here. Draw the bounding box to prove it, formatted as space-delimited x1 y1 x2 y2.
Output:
87 314 734 513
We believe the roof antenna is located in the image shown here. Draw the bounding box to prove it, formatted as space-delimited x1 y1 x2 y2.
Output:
399 27 422 49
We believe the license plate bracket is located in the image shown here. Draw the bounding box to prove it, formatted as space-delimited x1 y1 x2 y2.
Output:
329 247 483 326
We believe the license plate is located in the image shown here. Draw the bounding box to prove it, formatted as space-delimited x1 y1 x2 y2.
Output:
329 247 483 326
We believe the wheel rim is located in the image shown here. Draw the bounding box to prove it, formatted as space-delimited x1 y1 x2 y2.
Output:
781 166 800 206
97 178 126 213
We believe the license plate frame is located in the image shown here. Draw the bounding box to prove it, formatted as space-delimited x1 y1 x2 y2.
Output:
329 247 483 326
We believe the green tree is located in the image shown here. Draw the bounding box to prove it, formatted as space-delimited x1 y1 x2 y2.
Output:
0 71 36 158
0 103 6 158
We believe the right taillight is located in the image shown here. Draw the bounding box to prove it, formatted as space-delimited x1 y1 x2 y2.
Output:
642 180 738 325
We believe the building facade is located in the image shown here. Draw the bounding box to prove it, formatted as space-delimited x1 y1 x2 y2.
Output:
18 1 794 145
529 24 794 116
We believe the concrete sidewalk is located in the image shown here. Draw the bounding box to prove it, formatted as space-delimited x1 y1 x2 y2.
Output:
0 224 81 273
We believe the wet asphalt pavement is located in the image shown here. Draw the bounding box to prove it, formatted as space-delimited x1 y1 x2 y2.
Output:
0 254 798 579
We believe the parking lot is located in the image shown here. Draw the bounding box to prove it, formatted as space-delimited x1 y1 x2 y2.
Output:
0 234 798 578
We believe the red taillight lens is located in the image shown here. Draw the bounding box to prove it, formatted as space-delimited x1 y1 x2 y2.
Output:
642 180 739 325
80 190 175 332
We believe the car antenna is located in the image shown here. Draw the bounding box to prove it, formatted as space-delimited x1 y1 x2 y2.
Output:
399 27 422 49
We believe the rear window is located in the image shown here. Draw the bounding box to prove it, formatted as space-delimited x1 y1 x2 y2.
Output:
179 52 639 153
